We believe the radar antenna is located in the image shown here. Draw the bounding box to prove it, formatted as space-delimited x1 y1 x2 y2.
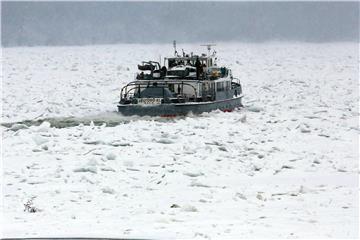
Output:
200 44 217 56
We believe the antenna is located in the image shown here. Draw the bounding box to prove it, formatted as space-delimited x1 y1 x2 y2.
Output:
173 40 177 56
200 44 216 56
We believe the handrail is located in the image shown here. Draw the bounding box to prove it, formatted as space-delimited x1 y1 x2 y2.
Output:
120 81 198 101
232 77 241 85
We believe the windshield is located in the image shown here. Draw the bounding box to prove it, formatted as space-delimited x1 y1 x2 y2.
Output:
167 69 189 77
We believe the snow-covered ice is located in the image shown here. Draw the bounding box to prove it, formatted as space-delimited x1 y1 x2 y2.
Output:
1 42 359 238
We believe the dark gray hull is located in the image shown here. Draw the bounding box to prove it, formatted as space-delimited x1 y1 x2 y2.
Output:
117 96 243 116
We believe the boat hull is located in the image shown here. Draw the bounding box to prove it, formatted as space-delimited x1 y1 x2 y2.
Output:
117 96 243 116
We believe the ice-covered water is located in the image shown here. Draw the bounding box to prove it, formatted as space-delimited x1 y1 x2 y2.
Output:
1 42 359 238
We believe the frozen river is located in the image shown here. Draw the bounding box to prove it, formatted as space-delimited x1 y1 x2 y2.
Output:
1 42 359 238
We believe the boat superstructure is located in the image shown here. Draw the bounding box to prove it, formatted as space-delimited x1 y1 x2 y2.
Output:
117 42 243 116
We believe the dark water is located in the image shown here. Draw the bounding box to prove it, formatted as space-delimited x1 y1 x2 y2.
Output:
1 111 183 129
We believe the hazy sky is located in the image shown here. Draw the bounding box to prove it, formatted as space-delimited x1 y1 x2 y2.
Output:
1 1 359 47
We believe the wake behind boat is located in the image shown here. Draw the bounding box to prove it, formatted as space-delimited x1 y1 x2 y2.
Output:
117 41 243 116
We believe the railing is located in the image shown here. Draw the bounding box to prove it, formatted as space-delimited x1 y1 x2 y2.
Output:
120 80 199 104
232 77 241 85
231 77 242 96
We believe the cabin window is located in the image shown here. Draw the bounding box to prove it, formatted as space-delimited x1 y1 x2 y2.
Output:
167 69 189 78
220 67 228 77
168 59 176 68
203 82 208 91
225 81 230 90
216 82 225 92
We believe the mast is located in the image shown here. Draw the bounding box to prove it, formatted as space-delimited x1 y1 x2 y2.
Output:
173 40 177 56
200 44 216 67
200 44 216 57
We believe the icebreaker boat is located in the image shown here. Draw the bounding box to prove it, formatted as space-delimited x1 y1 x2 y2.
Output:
117 42 243 116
